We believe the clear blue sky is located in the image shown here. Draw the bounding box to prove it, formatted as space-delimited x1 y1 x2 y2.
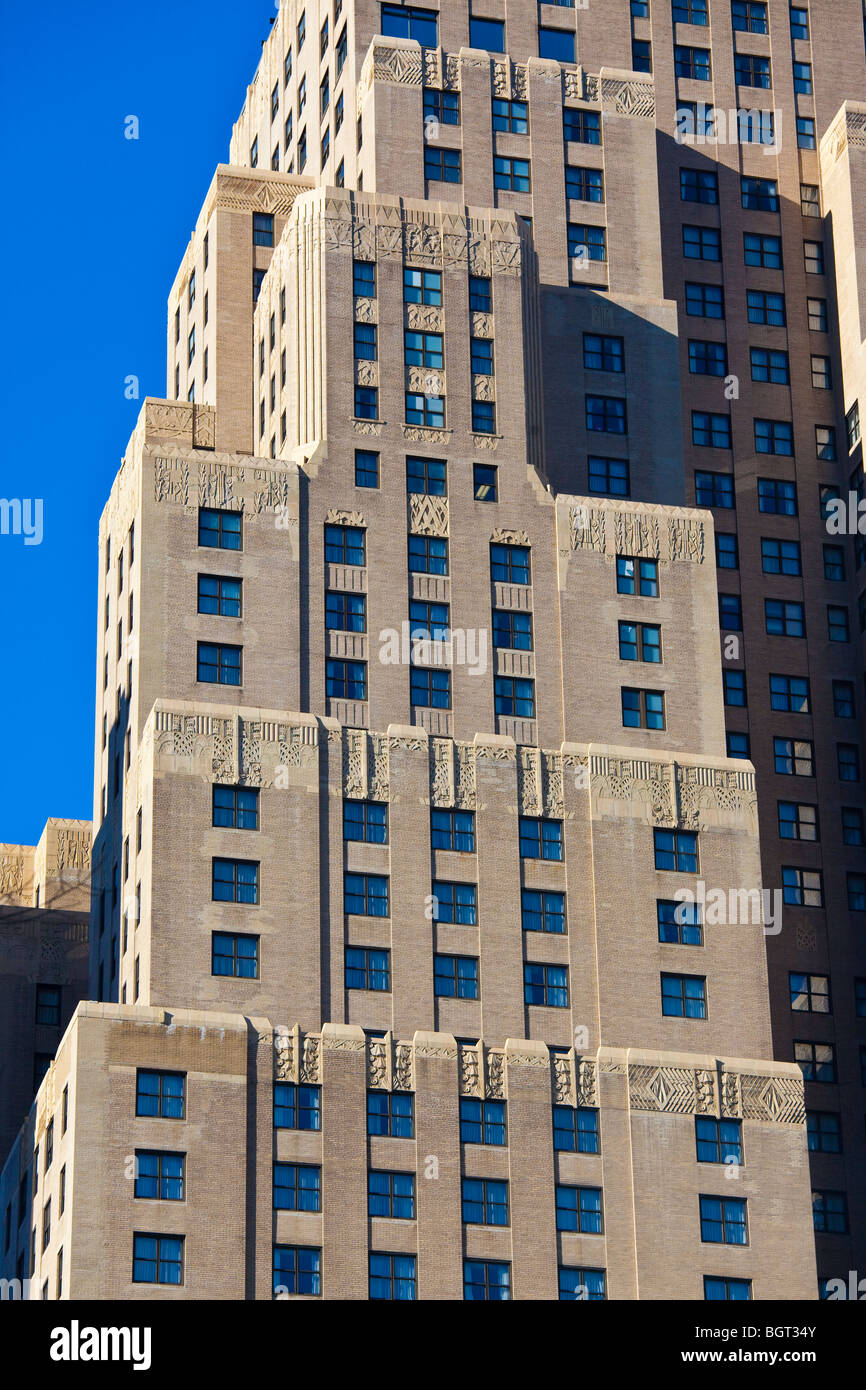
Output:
0 0 277 844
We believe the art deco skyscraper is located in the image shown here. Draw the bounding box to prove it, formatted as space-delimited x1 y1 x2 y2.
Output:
5 0 865 1301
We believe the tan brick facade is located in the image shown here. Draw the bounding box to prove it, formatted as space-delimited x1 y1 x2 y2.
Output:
9 0 866 1300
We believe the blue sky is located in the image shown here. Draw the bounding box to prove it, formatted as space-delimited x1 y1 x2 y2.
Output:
0 0 276 844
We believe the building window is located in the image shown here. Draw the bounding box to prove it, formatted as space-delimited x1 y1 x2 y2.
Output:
212 786 259 831
673 0 709 21
560 1267 606 1301
354 449 379 488
344 872 389 917
662 973 707 1018
689 340 727 376
778 802 818 842
556 1185 603 1234
619 621 661 663
755 420 794 456
675 46 711 81
492 97 527 133
683 225 721 261
519 816 562 860
812 355 832 390
774 737 814 777
700 1196 747 1244
406 455 446 495
564 108 601 144
742 176 778 211
828 606 850 643
490 541 530 585
197 641 241 686
473 462 497 501
424 87 460 125
494 156 531 192
727 732 750 759
539 27 575 62
521 889 566 935
617 556 658 595
732 1 768 31
425 146 461 182
274 1082 320 1130
354 322 377 361
325 590 366 634
685 283 724 319
273 1246 320 1297
716 533 738 569
804 241 825 275
834 681 855 718
621 687 665 730
494 675 534 718
355 386 379 419
468 15 504 49
460 1098 506 1146
409 599 450 644
345 947 390 992
135 1070 185 1119
654 829 698 872
790 7 810 40
434 954 479 999
632 38 652 71
406 391 444 427
463 1260 510 1301
134 1151 184 1201
404 267 442 305
794 1041 836 1084
212 857 259 905
212 932 259 978
807 1112 842 1155
735 53 771 88
657 898 702 946
790 973 830 1013
469 278 493 315
568 224 607 267
198 508 241 550
431 808 474 852
765 599 805 638
432 881 477 925
751 348 789 385
812 1192 847 1235
782 867 823 907
584 333 624 371
274 1163 320 1212
696 1118 742 1165
343 800 387 844
586 396 627 433
566 166 604 203
369 1252 416 1301
762 538 801 576
553 1106 599 1154
842 808 864 846
35 985 61 1027
325 523 365 566
353 260 376 299
816 423 836 458
462 1177 508 1227
524 962 569 1007
705 1276 751 1301
681 168 722 205
368 1171 416 1221
409 535 448 575
197 574 242 618
133 1233 184 1285
367 1090 414 1138
695 471 733 508
253 212 274 248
